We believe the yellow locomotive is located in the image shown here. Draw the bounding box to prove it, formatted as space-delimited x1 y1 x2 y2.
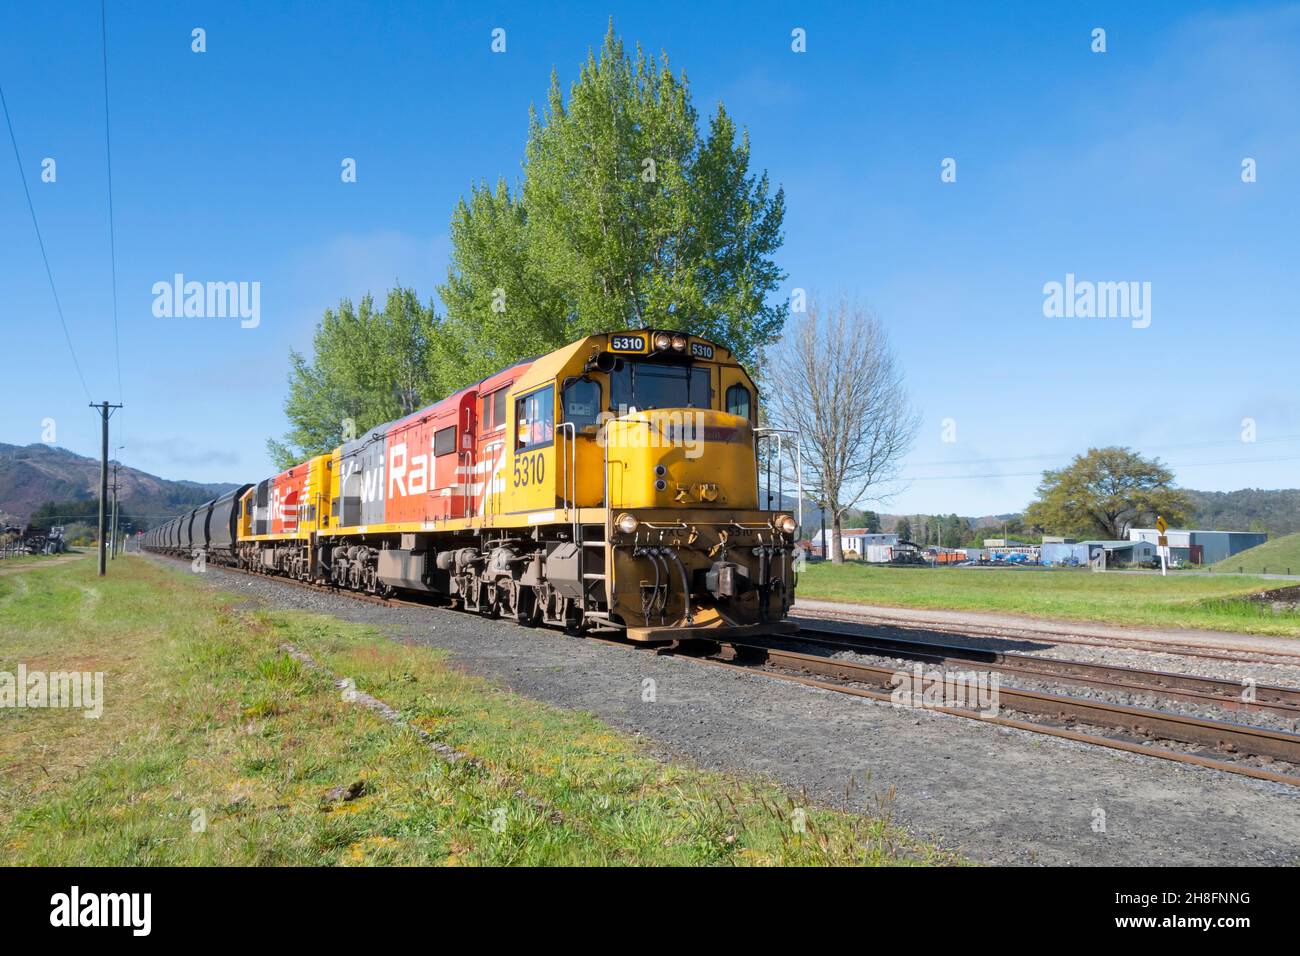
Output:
149 330 800 641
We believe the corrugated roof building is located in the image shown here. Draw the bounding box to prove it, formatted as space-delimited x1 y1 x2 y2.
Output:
1128 528 1267 565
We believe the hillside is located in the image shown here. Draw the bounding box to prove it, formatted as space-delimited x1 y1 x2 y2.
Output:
1210 533 1300 575
0 443 239 529
870 490 1300 538
1184 488 1300 536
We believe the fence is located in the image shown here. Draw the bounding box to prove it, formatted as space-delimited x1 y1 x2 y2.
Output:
0 539 33 560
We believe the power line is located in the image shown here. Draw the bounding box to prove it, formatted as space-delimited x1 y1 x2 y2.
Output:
903 433 1300 471
101 0 125 449
0 76 93 403
904 454 1300 482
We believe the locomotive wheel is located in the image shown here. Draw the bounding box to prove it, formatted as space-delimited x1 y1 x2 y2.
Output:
561 599 583 636
503 580 539 626
481 580 501 619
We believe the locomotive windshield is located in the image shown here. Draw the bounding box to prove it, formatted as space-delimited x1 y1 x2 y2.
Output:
609 359 711 413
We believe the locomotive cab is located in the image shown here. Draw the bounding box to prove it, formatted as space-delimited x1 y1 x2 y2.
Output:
502 330 798 641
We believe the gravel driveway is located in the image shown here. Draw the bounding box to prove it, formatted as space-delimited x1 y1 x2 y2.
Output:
163 558 1300 866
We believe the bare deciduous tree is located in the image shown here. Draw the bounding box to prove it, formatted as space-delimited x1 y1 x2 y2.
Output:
766 298 920 563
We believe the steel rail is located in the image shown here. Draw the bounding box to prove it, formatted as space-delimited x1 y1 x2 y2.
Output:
675 650 1300 788
711 642 1300 771
790 627 1300 718
796 608 1300 666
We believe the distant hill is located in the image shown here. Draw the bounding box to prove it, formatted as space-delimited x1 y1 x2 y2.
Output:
1209 533 1300 574
0 443 239 529
1183 488 1300 536
798 490 1299 539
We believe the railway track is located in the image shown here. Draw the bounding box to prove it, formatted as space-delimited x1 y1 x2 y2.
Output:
786 628 1300 719
795 608 1300 667
675 640 1300 787
149 553 1300 788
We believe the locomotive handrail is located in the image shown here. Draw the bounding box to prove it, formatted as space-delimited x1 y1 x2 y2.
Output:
753 427 803 533
457 449 472 519
459 404 474 521
482 439 504 524
558 421 577 544
602 416 653 607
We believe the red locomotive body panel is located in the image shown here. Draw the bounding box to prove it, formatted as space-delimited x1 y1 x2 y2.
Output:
384 388 477 525
470 360 532 519
270 464 310 535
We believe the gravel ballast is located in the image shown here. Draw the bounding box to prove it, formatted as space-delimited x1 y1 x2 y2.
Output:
156 558 1300 866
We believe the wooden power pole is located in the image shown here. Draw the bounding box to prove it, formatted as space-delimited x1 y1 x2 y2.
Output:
90 401 122 576
110 461 119 559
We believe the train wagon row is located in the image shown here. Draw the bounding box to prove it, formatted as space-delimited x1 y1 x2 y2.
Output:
141 485 251 563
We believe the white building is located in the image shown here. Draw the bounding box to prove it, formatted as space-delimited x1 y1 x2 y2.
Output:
810 530 898 560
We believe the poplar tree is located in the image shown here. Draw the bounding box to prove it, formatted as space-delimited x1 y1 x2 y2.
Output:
435 22 787 388
267 287 440 467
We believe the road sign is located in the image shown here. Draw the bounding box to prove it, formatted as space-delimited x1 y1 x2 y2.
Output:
1154 519 1169 576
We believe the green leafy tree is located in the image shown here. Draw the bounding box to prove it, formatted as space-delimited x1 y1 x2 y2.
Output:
895 517 912 541
268 287 441 468
862 510 882 533
940 513 966 548
1024 447 1192 540
435 22 787 390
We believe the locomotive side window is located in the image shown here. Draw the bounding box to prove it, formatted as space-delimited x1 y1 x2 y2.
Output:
516 386 555 449
562 377 601 429
725 383 751 421
492 389 507 430
481 388 508 431
609 360 711 412
433 426 457 457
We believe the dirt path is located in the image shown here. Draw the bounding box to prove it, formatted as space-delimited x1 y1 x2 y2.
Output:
0 554 86 577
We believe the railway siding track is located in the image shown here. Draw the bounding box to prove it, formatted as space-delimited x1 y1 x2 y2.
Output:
795 609 1300 667
792 628 1300 719
712 644 1300 767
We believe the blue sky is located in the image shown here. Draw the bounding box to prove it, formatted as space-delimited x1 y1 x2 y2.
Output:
2 0 1297 516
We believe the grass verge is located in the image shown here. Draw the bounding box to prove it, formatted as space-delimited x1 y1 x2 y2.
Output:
0 554 953 866
797 561 1300 637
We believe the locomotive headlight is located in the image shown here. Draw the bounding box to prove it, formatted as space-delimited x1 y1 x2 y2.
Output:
774 514 797 536
616 512 639 534
670 333 687 351
653 332 672 351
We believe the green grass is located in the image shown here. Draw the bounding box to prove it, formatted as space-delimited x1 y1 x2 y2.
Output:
1209 532 1300 576
797 561 1300 637
0 554 954 866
